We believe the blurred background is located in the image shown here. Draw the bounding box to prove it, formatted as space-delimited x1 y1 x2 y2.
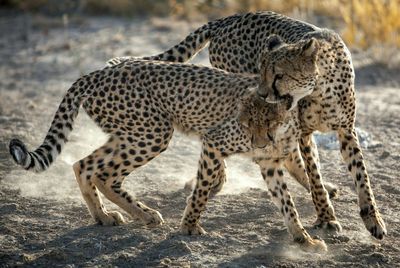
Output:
0 0 399 197
1 1 400 267
1 0 399 55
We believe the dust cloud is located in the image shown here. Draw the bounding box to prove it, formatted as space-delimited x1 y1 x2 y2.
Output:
3 109 266 202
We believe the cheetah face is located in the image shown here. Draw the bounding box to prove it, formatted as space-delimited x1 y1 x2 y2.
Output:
239 91 290 149
257 35 320 111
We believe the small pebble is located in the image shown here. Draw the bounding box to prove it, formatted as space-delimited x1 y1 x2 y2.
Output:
380 151 390 159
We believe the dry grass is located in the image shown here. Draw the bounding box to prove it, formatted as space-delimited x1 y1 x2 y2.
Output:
6 0 400 51
83 0 171 17
169 0 400 50
341 0 400 49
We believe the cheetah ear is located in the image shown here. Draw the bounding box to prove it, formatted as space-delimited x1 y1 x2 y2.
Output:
301 38 319 59
259 35 283 69
266 35 283 51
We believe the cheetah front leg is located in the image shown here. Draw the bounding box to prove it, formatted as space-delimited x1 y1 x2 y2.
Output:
258 159 327 252
208 162 227 197
300 134 342 232
180 142 224 235
184 160 227 198
284 145 310 192
338 128 386 239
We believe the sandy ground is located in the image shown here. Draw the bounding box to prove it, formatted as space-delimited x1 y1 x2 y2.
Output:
0 11 399 267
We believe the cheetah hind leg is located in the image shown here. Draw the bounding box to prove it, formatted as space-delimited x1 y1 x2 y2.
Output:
338 128 386 239
74 159 126 226
74 134 171 227
91 136 174 227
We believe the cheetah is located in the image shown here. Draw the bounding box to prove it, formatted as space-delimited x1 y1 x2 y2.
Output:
108 11 386 240
9 37 326 251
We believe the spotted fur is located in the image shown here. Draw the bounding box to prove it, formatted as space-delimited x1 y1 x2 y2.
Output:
108 11 386 240
9 40 326 251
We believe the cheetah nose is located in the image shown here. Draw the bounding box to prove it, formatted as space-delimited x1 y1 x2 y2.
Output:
256 91 268 100
252 135 268 149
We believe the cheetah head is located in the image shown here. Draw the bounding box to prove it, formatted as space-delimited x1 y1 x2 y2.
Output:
257 35 320 110
239 90 290 149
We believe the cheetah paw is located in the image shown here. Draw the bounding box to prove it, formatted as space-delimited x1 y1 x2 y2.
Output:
295 235 328 253
324 182 339 199
180 223 206 235
313 219 342 232
360 206 387 240
141 209 164 227
96 211 126 226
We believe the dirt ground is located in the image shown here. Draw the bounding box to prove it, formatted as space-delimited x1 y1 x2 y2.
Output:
0 11 399 267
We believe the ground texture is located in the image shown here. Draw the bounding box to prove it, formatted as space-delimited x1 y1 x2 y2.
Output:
0 12 399 267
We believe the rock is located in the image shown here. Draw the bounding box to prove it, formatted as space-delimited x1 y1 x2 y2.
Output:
379 151 390 159
313 127 376 150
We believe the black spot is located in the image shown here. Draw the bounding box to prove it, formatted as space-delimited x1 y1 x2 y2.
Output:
341 142 348 151
56 144 62 153
360 207 369 217
303 146 311 154
138 142 146 148
267 168 274 177
151 146 160 152
178 46 186 54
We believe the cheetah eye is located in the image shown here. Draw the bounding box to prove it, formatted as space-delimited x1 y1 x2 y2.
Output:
267 132 274 142
275 74 284 80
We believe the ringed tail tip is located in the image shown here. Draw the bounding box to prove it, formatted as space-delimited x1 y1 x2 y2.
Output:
9 138 29 166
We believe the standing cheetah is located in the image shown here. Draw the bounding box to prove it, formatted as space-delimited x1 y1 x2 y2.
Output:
9 38 327 251
108 11 386 240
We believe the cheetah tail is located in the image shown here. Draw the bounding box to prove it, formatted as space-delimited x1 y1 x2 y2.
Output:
106 22 213 67
9 84 83 173
146 21 215 62
106 16 229 67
